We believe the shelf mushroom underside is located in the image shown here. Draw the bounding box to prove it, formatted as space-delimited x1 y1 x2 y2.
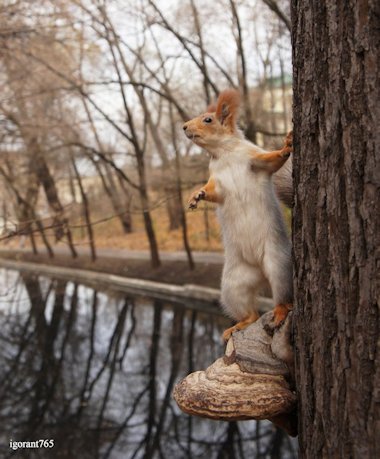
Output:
173 311 297 423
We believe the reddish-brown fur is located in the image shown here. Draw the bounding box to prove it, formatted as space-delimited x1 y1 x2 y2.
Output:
272 303 293 327
251 133 292 173
206 102 217 113
222 312 260 342
215 89 241 133
188 177 223 209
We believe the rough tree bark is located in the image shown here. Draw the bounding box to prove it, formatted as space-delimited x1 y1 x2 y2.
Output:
291 1 379 457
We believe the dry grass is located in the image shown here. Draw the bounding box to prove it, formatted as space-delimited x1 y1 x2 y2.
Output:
1 203 223 252
90 203 223 252
1 201 291 254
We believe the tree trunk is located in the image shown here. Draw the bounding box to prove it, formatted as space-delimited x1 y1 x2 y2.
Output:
71 157 96 261
105 164 133 233
30 142 77 258
136 155 161 268
93 159 133 234
168 102 195 269
165 184 183 231
291 1 379 457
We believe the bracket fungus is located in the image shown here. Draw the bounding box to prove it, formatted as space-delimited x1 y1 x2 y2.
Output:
173 311 297 436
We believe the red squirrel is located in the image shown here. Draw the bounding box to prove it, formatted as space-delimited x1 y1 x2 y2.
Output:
183 90 293 340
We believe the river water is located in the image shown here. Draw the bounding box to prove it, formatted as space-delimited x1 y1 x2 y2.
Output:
0 269 297 458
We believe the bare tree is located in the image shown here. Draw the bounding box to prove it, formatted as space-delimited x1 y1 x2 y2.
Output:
0 0 293 260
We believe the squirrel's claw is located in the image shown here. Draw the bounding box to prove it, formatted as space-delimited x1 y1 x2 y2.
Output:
285 131 293 148
271 304 293 329
281 131 293 158
188 189 206 209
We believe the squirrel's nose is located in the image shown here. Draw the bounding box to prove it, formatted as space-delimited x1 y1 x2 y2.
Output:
183 123 188 131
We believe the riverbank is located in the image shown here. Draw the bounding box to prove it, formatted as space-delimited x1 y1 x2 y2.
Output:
0 249 274 314
0 249 223 289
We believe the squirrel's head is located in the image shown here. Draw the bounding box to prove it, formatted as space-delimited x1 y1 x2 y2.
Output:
183 89 241 151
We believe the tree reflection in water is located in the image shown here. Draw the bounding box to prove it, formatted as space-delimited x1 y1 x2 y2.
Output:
0 269 297 458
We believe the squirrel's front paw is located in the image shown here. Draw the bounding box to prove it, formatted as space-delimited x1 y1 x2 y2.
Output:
188 189 206 209
285 131 293 149
281 131 293 158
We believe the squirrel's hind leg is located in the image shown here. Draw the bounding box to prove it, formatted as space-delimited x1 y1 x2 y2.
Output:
222 312 260 342
273 303 293 327
263 247 293 329
221 262 263 342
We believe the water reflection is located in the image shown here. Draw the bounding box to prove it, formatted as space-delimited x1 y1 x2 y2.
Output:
0 269 297 458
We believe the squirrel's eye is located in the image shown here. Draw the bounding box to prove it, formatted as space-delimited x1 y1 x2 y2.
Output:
203 117 213 123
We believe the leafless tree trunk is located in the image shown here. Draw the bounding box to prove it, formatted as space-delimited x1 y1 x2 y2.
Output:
189 0 214 104
229 0 257 143
279 54 289 131
136 153 161 268
103 164 133 233
91 158 133 234
262 0 291 32
148 0 221 96
31 141 77 258
203 205 211 244
77 74 133 234
71 155 96 261
0 165 54 257
292 1 379 457
168 103 194 269
87 7 161 266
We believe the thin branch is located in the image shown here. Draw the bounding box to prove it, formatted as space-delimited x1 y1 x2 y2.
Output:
262 0 291 32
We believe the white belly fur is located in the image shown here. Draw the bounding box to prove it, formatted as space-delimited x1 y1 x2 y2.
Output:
210 152 292 320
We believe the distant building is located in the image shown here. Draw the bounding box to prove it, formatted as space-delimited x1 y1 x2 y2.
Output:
251 74 292 147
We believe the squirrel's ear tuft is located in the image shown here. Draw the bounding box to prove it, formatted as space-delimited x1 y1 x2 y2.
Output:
206 102 217 113
215 89 240 132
